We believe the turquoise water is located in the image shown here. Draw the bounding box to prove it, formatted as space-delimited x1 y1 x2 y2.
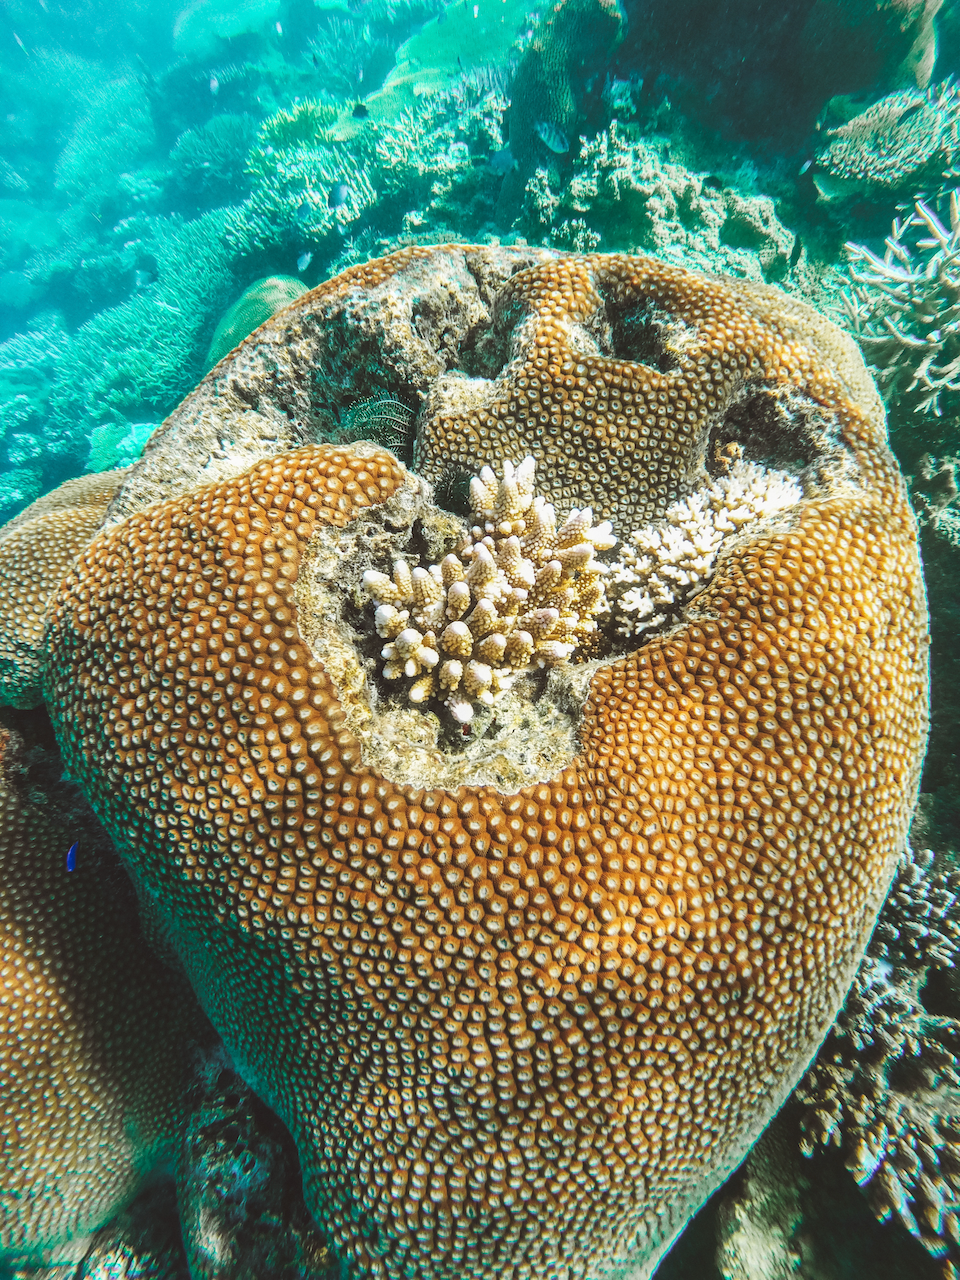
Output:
1 1 960 1276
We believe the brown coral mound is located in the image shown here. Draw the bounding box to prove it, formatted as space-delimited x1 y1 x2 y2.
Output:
43 250 927 1280
413 254 885 532
0 471 124 709
0 723 197 1261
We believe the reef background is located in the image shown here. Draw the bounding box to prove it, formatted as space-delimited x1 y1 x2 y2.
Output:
3 0 960 1275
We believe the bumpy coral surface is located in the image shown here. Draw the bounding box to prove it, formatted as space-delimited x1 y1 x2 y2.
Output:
31 248 927 1279
362 456 614 724
0 470 124 708
0 723 198 1262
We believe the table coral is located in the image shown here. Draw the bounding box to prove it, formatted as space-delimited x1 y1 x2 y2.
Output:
35 248 928 1278
814 84 960 204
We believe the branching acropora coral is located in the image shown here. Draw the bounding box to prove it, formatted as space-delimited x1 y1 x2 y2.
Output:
609 460 802 636
362 456 615 723
843 193 960 417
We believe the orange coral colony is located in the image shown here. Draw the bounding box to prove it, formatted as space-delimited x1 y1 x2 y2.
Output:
0 721 197 1262
0 471 125 709
41 250 928 1279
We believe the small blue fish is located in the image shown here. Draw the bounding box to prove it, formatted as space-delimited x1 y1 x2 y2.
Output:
799 158 812 175
134 269 153 287
296 198 313 221
297 251 313 272
66 842 78 872
328 182 350 209
534 120 569 154
489 147 516 175
209 74 219 95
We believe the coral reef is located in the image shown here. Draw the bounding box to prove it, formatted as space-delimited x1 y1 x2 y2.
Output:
25 248 926 1278
307 14 395 103
494 0 624 223
797 846 960 1267
519 124 797 279
0 315 71 520
814 83 960 204
54 79 156 221
46 208 236 471
167 113 259 213
0 716 201 1263
842 194 960 460
225 103 377 261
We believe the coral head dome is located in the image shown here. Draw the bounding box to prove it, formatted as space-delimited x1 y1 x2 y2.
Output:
38 247 927 1278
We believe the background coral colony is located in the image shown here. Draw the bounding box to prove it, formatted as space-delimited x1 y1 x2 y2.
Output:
3 0 960 1278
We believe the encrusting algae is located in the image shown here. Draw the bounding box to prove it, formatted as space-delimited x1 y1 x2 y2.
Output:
0 246 930 1278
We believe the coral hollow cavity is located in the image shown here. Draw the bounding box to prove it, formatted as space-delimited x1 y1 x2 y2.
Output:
14 246 929 1278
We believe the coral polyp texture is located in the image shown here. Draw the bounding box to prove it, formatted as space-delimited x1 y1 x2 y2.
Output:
16 246 927 1278
0 723 198 1263
0 469 124 708
362 455 615 724
814 83 960 202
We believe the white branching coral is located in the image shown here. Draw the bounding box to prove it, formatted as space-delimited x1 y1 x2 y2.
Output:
362 456 615 724
843 193 960 417
609 461 802 636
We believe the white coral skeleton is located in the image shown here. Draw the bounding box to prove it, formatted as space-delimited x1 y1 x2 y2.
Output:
608 461 802 636
362 456 616 724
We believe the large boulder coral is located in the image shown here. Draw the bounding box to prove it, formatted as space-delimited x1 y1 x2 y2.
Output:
0 245 923 1278
0 711 201 1265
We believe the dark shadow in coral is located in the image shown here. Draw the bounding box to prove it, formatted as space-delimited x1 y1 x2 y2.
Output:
706 385 822 478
